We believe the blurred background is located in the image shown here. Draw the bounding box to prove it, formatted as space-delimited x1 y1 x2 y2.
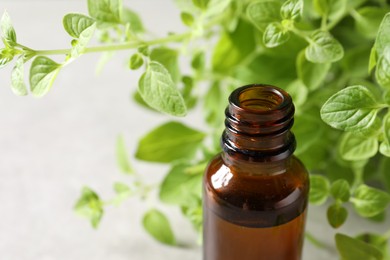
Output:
0 0 389 259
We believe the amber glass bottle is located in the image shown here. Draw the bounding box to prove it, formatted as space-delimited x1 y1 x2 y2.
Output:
203 84 309 260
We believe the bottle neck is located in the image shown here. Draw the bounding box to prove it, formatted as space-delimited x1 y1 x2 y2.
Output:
221 84 296 163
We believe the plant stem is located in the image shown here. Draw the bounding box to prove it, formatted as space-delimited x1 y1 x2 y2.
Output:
33 31 192 56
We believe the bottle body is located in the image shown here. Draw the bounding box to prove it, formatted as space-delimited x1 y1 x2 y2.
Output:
203 154 308 260
203 84 309 260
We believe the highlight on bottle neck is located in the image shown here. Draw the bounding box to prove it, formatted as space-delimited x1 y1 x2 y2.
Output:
222 84 296 161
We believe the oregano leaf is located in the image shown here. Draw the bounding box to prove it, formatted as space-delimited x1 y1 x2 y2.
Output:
280 0 303 21
353 7 389 39
29 56 61 97
74 187 103 228
142 209 176 245
297 50 331 90
383 113 390 145
63 14 95 38
121 8 144 32
327 204 348 228
138 61 186 116
321 85 382 131
313 0 346 21
70 23 96 58
247 1 281 32
159 163 203 206
375 47 390 88
379 141 390 157
335 233 383 260
305 31 344 63
87 0 122 24
150 47 180 83
0 11 17 46
309 175 330 205
263 22 290 48
129 53 144 70
330 179 350 202
135 121 205 163
11 56 27 96
116 134 133 174
369 45 377 73
204 0 232 18
375 13 390 57
351 184 390 218
0 48 13 68
339 132 378 161
180 12 194 27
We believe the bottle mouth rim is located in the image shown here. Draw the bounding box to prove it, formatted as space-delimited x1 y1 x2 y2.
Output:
229 84 292 114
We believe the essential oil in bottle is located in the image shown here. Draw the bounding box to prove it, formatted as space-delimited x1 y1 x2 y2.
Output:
203 84 309 260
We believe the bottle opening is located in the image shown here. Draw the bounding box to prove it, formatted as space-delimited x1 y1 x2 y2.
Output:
238 86 284 112
232 85 287 113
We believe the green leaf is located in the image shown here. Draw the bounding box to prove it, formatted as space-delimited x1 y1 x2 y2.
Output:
313 0 346 21
296 50 330 90
142 209 176 245
327 204 348 228
121 8 144 32
375 13 390 57
181 12 194 27
192 0 209 10
1 11 17 46
74 187 103 228
0 48 13 68
339 132 378 161
212 20 256 72
320 85 382 131
369 45 377 73
129 53 144 70
116 135 133 174
63 14 95 38
335 233 383 260
285 79 308 108
330 179 350 202
353 7 389 39
204 0 232 18
247 1 281 32
204 82 230 126
293 114 323 155
375 47 390 88
379 141 390 157
383 113 390 145
159 163 203 206
351 184 390 218
263 22 290 48
191 51 205 72
280 0 303 20
150 47 180 83
135 121 205 163
29 56 61 97
70 23 96 58
138 61 186 116
87 0 122 24
309 175 330 205
112 182 132 205
356 233 389 256
305 31 344 63
11 57 27 96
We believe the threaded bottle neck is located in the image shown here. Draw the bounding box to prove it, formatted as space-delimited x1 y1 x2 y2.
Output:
222 84 295 162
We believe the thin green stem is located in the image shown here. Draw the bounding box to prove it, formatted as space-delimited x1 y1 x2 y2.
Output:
33 31 192 56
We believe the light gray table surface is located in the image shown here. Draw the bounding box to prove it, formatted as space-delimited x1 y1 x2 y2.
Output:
0 1 389 259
